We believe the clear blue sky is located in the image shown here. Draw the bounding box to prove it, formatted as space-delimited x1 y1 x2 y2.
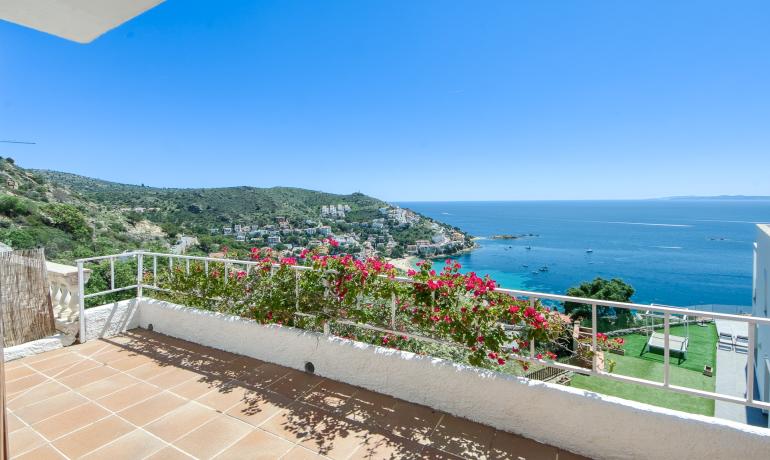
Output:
1 1 769 201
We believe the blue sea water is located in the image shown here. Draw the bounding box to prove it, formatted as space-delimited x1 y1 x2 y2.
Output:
396 200 770 311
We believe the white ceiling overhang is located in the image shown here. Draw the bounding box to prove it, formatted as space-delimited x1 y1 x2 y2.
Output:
0 0 165 43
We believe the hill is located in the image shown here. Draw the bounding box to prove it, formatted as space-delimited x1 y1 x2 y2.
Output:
0 158 473 262
0 158 168 261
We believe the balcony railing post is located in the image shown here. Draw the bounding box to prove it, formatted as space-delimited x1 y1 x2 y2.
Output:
748 322 756 403
390 293 397 330
653 313 671 386
136 252 143 299
294 270 300 312
591 303 598 372
109 257 115 291
77 260 86 342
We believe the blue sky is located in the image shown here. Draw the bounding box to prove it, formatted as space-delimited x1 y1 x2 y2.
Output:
1 1 769 201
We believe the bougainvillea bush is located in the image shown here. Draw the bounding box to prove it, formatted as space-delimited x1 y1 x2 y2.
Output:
155 242 567 370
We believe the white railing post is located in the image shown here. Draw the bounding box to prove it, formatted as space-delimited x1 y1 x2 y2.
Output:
110 257 115 291
390 293 397 330
77 261 86 342
591 303 598 372
295 270 300 311
748 323 756 403
153 255 158 287
653 313 671 386
136 252 143 299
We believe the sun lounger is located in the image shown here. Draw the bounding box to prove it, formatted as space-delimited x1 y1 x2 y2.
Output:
734 334 749 353
718 332 734 351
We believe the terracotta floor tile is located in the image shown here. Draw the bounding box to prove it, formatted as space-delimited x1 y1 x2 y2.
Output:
118 391 187 426
5 372 48 396
299 414 372 460
32 402 111 441
52 415 135 458
146 446 195 459
8 381 69 410
174 415 252 459
13 391 88 425
260 403 328 444
488 430 559 460
71 340 115 357
5 364 37 382
22 347 74 364
57 364 119 389
282 446 329 459
45 356 103 379
557 450 592 460
236 362 290 389
77 372 142 400
8 426 47 456
125 360 178 381
106 353 154 371
213 428 294 459
302 379 359 412
145 401 219 442
169 375 224 400
268 370 324 400
80 429 167 460
224 389 293 427
419 446 464 459
197 381 256 412
7 411 26 433
349 428 425 460
96 381 161 411
429 414 495 459
340 389 399 426
28 352 85 373
14 443 68 460
146 366 200 388
379 402 443 446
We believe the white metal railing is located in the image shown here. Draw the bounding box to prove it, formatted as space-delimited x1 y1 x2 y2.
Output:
76 250 770 412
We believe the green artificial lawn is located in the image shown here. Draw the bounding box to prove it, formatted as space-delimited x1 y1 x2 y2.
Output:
571 323 718 416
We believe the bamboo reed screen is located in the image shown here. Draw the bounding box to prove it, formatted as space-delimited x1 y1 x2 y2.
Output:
0 249 55 347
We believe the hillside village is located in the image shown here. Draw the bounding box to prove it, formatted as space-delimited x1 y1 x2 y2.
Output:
0 159 474 264
207 203 472 261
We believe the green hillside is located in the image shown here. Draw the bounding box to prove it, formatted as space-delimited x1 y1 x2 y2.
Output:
0 158 473 263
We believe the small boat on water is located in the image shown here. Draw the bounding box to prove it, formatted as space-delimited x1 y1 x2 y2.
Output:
522 264 529 268
538 266 549 272
586 248 593 253
525 246 532 250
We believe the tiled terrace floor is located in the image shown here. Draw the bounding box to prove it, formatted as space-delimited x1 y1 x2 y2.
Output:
5 330 587 459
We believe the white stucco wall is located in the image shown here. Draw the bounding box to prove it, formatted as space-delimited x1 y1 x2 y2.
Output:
82 299 140 342
134 298 770 460
753 224 770 417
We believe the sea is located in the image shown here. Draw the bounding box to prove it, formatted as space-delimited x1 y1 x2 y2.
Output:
396 200 770 313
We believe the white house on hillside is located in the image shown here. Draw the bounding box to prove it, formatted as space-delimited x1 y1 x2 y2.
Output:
753 224 770 424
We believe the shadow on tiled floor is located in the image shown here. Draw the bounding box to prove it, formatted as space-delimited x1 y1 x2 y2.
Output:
5 329 590 459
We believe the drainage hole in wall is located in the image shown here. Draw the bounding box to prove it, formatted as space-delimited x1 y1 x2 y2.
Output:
147 323 153 331
305 362 315 374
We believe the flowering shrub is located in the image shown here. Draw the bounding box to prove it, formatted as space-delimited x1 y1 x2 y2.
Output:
158 248 566 370
575 332 625 372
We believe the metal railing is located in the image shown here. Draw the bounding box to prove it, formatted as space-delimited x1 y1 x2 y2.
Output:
76 250 770 411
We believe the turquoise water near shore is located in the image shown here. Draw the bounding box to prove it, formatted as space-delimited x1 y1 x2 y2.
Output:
397 200 770 312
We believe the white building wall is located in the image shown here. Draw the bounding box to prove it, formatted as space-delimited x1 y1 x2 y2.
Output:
753 224 770 421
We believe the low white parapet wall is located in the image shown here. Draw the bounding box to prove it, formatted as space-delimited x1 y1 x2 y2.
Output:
92 298 770 460
82 299 140 341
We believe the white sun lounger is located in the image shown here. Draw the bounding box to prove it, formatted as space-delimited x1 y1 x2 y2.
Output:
718 332 734 351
